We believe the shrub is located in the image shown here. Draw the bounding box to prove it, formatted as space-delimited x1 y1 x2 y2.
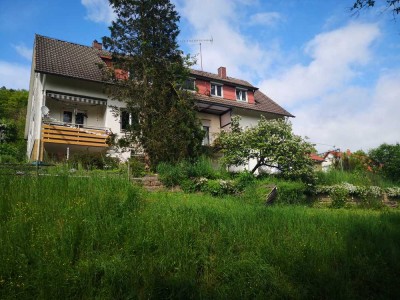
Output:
180 179 197 193
202 179 237 196
386 187 400 199
157 161 186 187
275 181 307 204
234 171 256 191
330 187 348 208
128 156 146 177
69 152 119 170
187 156 216 178
157 157 217 187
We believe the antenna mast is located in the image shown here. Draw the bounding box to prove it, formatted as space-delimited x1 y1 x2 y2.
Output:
179 37 213 70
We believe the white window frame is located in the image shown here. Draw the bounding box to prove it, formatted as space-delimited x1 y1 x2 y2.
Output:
210 82 223 97
236 88 247 102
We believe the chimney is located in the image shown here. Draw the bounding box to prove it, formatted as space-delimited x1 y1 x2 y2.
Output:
92 40 102 50
218 66 227 79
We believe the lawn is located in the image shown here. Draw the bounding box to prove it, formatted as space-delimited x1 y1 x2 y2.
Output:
1 175 399 299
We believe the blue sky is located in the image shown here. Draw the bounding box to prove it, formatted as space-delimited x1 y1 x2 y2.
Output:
1 0 399 152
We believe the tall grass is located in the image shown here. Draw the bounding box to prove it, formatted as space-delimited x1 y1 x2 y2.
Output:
1 175 400 298
316 169 400 187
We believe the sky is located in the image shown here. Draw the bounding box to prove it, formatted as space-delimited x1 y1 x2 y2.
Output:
0 0 399 153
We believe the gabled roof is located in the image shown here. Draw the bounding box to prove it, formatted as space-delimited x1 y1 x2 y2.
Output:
33 34 293 117
323 151 343 159
35 34 106 82
310 153 325 162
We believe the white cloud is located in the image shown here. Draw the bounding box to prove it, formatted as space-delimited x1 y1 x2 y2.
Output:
254 22 400 152
0 61 30 90
177 0 280 82
249 12 283 26
81 0 115 24
12 44 33 61
291 70 400 153
259 22 380 106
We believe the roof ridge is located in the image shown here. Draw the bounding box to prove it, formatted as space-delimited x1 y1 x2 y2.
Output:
35 34 101 51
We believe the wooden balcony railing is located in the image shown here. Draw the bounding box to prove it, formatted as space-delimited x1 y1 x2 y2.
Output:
42 124 111 147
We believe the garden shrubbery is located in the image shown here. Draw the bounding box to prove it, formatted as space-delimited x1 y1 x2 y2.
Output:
69 152 120 170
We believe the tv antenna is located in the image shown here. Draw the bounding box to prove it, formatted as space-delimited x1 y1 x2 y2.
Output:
179 37 213 70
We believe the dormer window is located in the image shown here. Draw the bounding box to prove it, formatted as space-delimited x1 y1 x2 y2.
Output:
236 88 247 102
211 82 223 97
183 78 196 91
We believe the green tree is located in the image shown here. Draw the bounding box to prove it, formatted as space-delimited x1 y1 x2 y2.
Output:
351 0 400 16
102 0 203 169
217 116 315 182
369 143 400 182
0 87 28 162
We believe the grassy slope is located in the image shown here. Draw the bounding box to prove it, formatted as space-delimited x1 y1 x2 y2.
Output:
1 176 400 299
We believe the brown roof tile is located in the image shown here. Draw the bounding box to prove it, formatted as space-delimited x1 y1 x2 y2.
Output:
35 34 106 82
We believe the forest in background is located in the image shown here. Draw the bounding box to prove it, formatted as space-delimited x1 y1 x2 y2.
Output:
0 87 29 162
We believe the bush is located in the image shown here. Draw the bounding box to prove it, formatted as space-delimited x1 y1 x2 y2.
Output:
157 157 217 187
234 171 256 191
187 156 216 178
157 161 186 187
180 179 198 193
128 156 146 177
386 187 400 199
275 181 307 204
330 187 348 208
69 152 119 170
202 179 237 196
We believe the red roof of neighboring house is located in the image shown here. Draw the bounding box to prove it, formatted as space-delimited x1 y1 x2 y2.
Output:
310 153 325 162
323 151 343 159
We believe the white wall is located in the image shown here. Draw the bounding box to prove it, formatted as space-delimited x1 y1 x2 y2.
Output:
197 112 221 145
28 74 131 160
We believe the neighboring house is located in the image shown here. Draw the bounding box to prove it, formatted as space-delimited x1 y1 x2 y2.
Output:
25 35 293 162
309 153 325 171
321 150 343 172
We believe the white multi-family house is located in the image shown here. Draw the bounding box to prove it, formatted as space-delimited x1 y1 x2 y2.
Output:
25 35 293 164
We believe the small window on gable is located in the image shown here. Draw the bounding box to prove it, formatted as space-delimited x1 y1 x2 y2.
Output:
183 78 195 91
211 83 223 97
236 88 247 102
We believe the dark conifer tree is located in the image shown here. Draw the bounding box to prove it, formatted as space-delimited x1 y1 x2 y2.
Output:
102 0 203 169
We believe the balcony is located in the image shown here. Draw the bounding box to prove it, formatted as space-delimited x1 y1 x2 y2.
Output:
42 122 111 148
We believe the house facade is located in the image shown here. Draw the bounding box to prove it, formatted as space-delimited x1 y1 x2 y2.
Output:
25 35 293 164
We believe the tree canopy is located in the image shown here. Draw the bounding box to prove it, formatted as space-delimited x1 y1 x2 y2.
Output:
216 116 315 182
351 0 400 16
0 87 28 162
102 0 203 169
369 143 400 182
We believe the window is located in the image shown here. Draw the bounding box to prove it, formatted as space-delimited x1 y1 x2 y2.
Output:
121 110 130 131
75 112 85 125
63 111 72 123
202 126 210 145
211 83 223 97
236 89 247 102
183 78 195 91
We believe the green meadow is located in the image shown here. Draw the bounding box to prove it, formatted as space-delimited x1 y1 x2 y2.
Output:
1 175 400 299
